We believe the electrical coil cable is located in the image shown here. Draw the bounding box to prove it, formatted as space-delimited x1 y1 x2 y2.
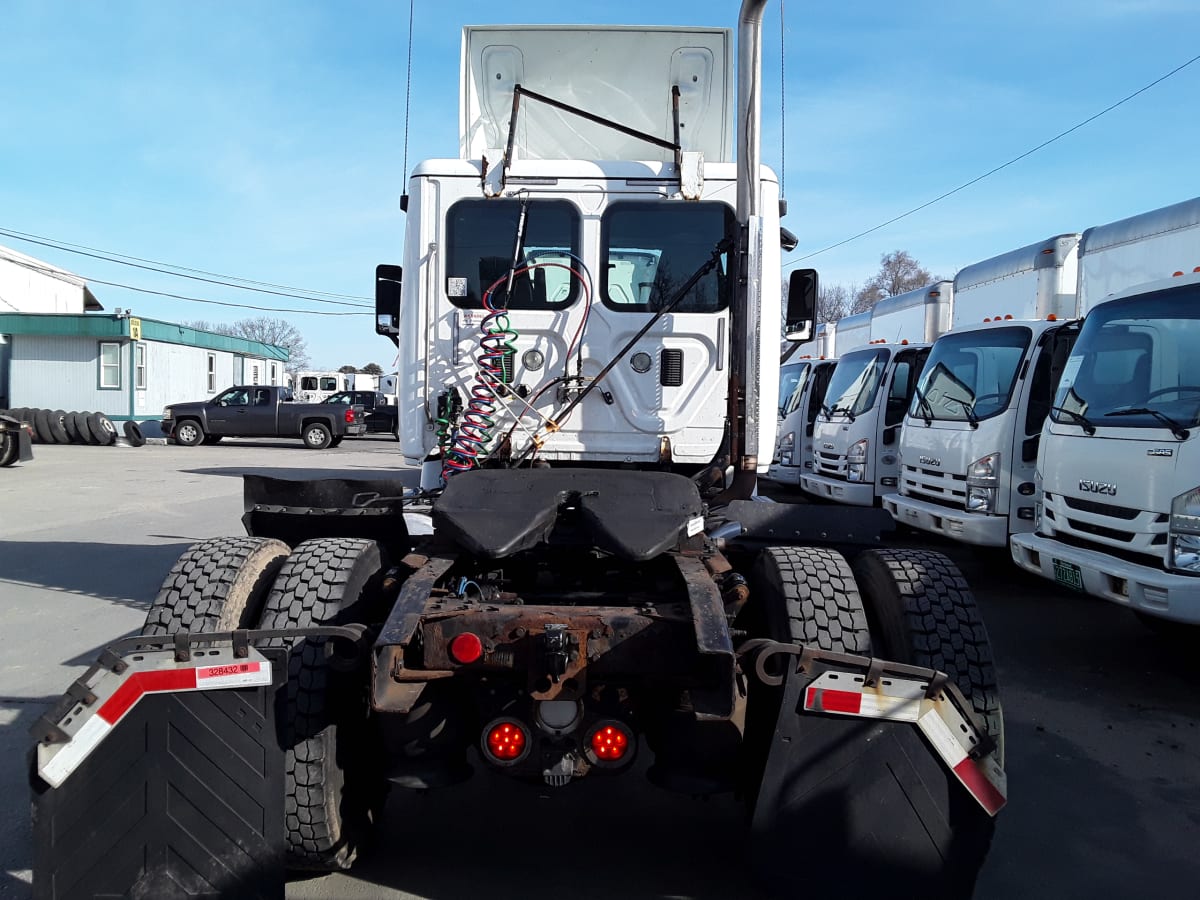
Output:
441 261 590 479
435 390 462 456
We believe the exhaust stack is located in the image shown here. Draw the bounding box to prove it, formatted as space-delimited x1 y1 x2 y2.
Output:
720 0 769 502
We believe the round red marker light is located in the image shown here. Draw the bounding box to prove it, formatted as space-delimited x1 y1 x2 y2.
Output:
449 632 483 664
486 722 526 761
590 725 630 761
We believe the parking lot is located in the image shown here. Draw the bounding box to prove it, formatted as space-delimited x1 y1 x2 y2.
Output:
2 442 1198 899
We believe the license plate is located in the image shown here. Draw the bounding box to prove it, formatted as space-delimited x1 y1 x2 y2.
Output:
1052 559 1084 591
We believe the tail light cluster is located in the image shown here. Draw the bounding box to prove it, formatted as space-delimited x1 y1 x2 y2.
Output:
479 715 635 770
344 408 357 424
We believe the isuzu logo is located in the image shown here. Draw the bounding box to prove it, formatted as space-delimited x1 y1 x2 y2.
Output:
1147 448 1174 457
1079 480 1117 496
822 442 835 450
919 456 941 467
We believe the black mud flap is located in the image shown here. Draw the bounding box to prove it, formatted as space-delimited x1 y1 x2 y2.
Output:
751 662 993 900
31 654 287 900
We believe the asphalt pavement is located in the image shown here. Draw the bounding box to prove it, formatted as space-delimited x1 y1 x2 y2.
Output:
1 444 1197 899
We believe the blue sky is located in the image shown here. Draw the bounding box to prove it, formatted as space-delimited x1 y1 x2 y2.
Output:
2 0 1198 369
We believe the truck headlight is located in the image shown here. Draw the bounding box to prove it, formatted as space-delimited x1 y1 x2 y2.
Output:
162 408 173 419
967 451 1000 483
846 438 869 483
1168 486 1200 574
778 432 795 466
966 485 997 513
964 452 1001 514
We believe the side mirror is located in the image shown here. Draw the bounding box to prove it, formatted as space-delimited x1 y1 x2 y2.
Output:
376 264 403 345
784 268 817 342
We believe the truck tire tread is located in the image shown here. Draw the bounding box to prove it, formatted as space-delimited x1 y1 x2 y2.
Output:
851 548 1003 754
256 538 387 871
754 545 872 653
141 536 290 635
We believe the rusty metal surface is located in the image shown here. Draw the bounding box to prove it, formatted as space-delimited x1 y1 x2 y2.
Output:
674 554 735 719
374 556 456 648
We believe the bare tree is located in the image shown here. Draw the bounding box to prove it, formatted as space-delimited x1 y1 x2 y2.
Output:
225 317 311 372
817 283 851 323
853 250 935 312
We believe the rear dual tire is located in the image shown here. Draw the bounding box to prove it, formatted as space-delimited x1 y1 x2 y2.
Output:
143 537 387 872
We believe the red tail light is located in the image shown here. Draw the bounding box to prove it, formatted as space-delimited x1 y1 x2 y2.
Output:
344 408 356 423
484 720 529 763
589 723 631 761
449 632 483 664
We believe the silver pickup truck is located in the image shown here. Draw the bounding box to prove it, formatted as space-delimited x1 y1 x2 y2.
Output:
161 385 365 449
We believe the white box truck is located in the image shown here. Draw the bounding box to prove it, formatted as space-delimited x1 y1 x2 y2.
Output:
1011 196 1200 625
767 356 839 485
883 234 1081 545
802 282 951 505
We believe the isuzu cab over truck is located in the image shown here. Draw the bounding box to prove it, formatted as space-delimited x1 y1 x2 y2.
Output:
883 234 1081 546
1011 196 1200 626
803 282 951 506
767 356 838 486
31 6 1006 898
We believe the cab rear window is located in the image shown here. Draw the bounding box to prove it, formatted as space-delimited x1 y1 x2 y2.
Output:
445 199 580 310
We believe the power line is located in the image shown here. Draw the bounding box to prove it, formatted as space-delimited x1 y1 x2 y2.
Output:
0 226 373 306
3 255 370 317
789 49 1200 266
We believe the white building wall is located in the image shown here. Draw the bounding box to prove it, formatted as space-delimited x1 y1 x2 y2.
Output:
9 335 130 415
0 249 91 314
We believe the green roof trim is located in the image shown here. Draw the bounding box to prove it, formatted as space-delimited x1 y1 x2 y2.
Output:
0 313 289 361
0 313 126 339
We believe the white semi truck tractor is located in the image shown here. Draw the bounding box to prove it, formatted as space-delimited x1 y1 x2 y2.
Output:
30 6 1006 898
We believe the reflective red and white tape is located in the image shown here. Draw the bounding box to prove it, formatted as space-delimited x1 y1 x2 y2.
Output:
802 670 1007 815
38 654 273 788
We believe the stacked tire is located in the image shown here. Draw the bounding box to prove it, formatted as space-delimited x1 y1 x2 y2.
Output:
0 408 142 447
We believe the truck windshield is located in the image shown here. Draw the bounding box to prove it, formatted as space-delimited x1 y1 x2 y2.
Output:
912 326 1031 423
822 348 889 419
1052 284 1200 430
323 392 355 405
601 201 732 312
780 362 810 416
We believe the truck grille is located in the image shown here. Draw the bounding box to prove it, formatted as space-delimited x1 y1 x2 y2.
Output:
900 464 967 509
814 451 848 480
1062 496 1140 520
1042 491 1168 563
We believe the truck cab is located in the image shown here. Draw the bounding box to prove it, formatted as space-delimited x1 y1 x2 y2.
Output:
885 319 1077 543
804 341 930 505
766 356 837 485
387 25 783 474
883 233 1081 545
1011 272 1200 624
